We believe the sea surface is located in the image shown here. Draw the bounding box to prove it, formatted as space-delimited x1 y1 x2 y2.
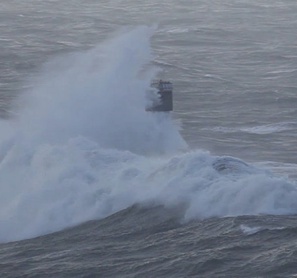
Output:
1 1 297 277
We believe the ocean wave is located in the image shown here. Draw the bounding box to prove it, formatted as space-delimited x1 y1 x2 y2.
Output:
0 27 297 243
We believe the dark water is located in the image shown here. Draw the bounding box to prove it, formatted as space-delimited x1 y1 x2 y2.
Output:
1 0 297 277
2 206 297 278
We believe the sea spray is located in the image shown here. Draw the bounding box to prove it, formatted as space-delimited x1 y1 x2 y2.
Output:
0 27 297 243
16 26 186 154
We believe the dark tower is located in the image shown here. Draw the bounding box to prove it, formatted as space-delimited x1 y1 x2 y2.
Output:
149 80 173 112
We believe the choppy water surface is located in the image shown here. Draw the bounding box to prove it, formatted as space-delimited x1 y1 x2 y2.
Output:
1 0 297 277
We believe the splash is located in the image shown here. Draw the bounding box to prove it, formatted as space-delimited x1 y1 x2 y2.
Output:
0 27 297 243
15 26 185 154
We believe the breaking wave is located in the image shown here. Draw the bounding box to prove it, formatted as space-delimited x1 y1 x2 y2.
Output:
0 27 297 243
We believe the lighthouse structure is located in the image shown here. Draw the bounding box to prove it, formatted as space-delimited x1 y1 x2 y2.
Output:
148 80 173 112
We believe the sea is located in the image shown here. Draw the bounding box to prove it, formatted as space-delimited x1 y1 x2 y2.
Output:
1 0 297 277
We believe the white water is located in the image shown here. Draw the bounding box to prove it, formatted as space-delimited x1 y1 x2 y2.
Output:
1 27 297 243
240 224 286 235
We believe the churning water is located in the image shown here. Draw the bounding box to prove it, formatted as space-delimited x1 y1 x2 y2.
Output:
1 1 297 277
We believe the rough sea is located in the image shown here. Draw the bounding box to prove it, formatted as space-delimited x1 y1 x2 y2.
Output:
1 1 297 277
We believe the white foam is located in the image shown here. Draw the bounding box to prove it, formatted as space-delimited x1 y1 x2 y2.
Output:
240 224 286 235
240 225 262 235
207 122 296 135
1 27 297 243
240 123 295 135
